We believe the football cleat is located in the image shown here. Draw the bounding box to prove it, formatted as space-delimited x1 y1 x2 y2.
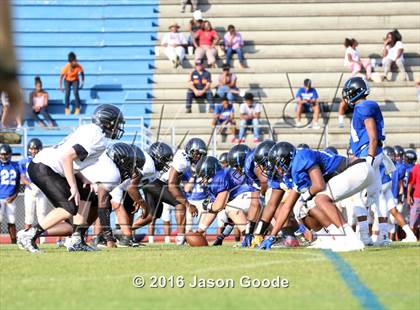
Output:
250 235 263 248
241 234 253 247
17 228 40 253
176 235 186 246
259 236 276 250
213 236 224 246
117 236 140 248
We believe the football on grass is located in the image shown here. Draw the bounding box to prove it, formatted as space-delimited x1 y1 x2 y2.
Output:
186 232 208 247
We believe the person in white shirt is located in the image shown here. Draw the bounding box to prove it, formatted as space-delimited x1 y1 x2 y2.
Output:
382 30 408 81
239 92 261 143
161 22 188 68
343 38 372 80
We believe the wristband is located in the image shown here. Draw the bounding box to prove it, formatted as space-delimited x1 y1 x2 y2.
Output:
301 189 313 202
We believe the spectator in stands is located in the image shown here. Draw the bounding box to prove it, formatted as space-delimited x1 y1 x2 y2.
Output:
224 25 245 68
382 29 408 81
212 95 237 143
194 20 219 68
1 91 23 129
28 77 55 128
217 64 240 104
186 59 214 113
162 22 188 68
188 10 204 50
343 38 372 80
181 0 198 13
295 79 321 129
239 92 260 143
59 52 84 115
407 163 420 238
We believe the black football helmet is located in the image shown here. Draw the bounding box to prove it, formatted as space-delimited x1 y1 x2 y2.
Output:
394 145 405 159
132 146 146 172
219 152 228 166
106 142 135 180
297 143 310 149
342 77 370 105
196 156 222 185
185 138 207 164
92 104 125 140
324 146 338 155
148 142 173 172
383 146 396 162
254 140 276 171
0 144 12 164
404 149 417 164
268 142 295 174
27 138 43 157
227 144 251 173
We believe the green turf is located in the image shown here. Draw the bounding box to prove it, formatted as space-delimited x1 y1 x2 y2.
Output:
0 243 419 310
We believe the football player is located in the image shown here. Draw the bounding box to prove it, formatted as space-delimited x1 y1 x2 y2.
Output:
17 104 125 253
19 138 48 232
0 144 20 244
342 77 388 245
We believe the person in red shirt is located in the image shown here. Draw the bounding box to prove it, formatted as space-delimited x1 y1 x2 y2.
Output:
59 52 84 115
407 163 420 239
194 20 219 68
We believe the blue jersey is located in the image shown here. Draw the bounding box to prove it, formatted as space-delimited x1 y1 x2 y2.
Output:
208 168 256 202
291 149 343 192
380 164 391 185
296 87 318 101
391 161 406 199
0 161 20 199
268 171 293 191
244 149 259 187
350 99 385 157
403 163 414 195
183 169 208 201
18 157 32 189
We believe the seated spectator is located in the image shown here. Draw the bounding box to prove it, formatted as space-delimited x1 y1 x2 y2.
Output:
1 91 23 129
28 76 55 128
162 22 187 68
194 20 219 68
60 51 84 115
224 25 245 68
181 0 198 13
295 79 321 129
188 10 204 49
186 59 214 113
239 93 260 143
212 95 237 143
217 64 241 104
382 29 408 81
343 38 372 80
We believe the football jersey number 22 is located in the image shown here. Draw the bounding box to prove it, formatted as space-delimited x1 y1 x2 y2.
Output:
1 169 17 185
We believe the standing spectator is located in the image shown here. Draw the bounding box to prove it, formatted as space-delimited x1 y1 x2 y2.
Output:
217 64 240 104
407 163 420 239
59 52 84 115
382 29 408 81
194 20 219 68
343 38 372 80
295 79 321 129
29 76 55 128
212 95 237 143
239 92 260 143
1 91 23 129
188 10 204 50
181 0 198 13
0 144 20 244
224 25 245 68
186 59 214 113
162 22 188 68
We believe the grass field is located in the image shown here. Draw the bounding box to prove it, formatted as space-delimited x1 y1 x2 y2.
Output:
1 243 419 310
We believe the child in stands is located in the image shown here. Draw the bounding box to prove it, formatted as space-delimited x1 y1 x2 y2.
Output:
59 52 84 115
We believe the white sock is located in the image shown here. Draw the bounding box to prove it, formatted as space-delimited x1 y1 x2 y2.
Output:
388 223 396 234
358 220 369 234
338 115 344 123
402 225 414 237
148 236 154 244
343 223 357 239
164 236 171 244
379 223 388 239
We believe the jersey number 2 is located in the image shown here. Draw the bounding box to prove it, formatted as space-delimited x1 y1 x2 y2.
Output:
1 170 17 186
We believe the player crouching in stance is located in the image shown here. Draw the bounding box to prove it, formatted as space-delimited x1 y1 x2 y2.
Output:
17 104 125 253
261 142 372 252
0 144 20 244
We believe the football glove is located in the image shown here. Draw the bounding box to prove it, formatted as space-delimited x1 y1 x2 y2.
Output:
259 236 276 250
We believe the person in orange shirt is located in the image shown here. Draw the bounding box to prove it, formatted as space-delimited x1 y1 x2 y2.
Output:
59 52 84 115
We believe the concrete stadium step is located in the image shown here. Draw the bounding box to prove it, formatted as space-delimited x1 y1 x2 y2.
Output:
151 101 420 113
151 86 417 101
157 15 420 31
155 29 420 45
159 0 418 4
159 2 419 17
